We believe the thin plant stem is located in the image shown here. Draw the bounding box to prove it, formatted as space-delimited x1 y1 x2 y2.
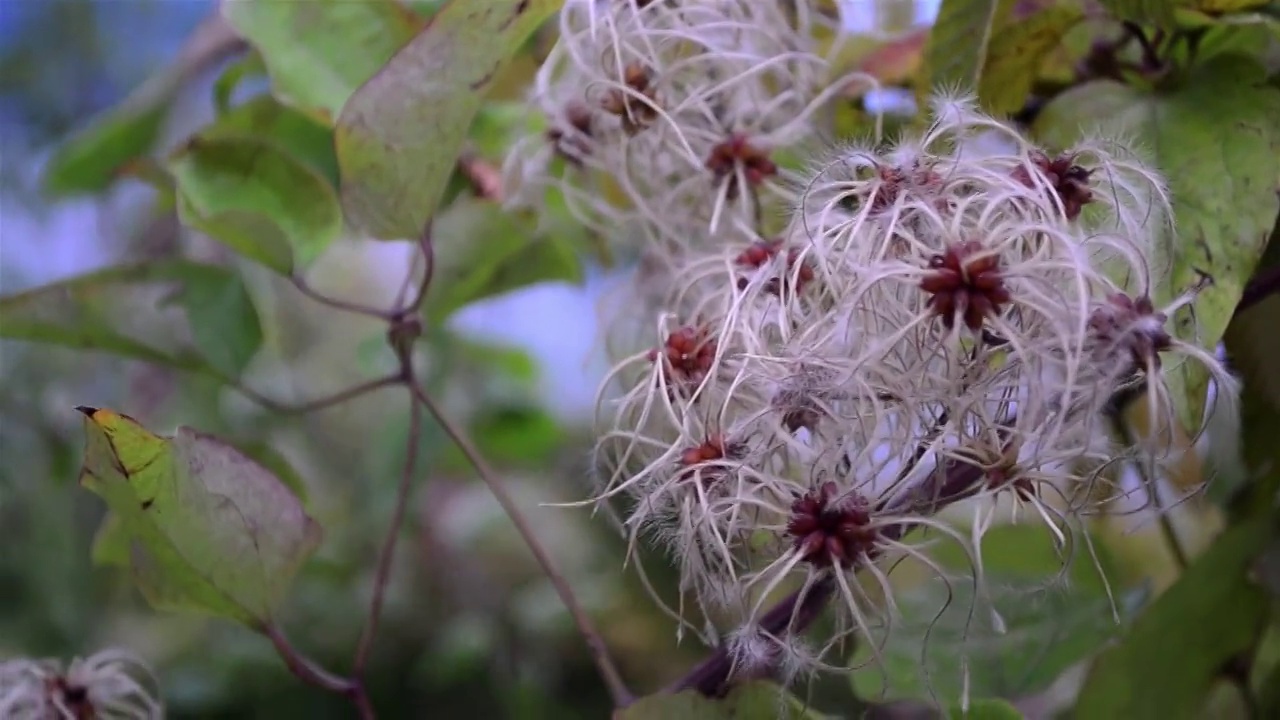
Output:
292 273 396 320
407 380 634 708
404 222 437 314
232 373 406 415
263 623 372 720
353 392 423 674
1105 408 1190 571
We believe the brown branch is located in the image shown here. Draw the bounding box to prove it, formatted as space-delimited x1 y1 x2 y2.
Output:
263 623 372 720
291 273 398 320
407 379 634 707
231 373 405 415
353 392 423 674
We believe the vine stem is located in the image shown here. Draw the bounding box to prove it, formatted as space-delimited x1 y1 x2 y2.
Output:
231 373 405 415
407 380 634 707
1105 406 1190 571
263 623 372 720
353 390 423 674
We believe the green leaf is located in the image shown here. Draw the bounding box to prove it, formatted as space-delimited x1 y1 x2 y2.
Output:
43 16 246 196
0 261 257 380
422 197 582 324
617 681 826 719
1033 56 1280 433
979 5 1085 114
337 0 564 240
851 524 1143 705
77 408 322 626
920 0 1000 95
202 94 340 189
166 269 263 379
469 406 564 467
44 102 171 197
949 698 1024 719
1073 516 1274 718
91 513 131 569
169 136 343 274
221 0 423 124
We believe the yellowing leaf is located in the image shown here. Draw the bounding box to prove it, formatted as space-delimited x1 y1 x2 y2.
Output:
920 0 1001 95
337 0 564 240
979 5 1085 114
77 408 322 626
221 0 424 124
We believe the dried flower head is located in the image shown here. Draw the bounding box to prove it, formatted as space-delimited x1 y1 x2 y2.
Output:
0 650 162 720
573 7 1229 692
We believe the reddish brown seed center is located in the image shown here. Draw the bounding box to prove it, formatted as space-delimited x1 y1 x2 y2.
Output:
785 481 878 567
1013 151 1095 220
600 63 659 134
678 434 745 486
733 239 815 297
920 240 1011 332
707 133 778 199
647 326 717 396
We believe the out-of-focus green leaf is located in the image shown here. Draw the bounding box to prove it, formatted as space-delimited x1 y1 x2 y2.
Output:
43 103 170 197
470 406 564 467
337 0 564 240
1073 516 1273 718
1034 55 1280 433
169 136 343 274
77 408 322 626
1097 0 1178 24
212 50 267 116
949 699 1024 719
919 0 1000 95
43 16 245 196
422 197 583 324
202 94 340 188
617 681 826 719
979 5 1085 114
91 513 130 569
164 269 263 379
0 261 257 381
221 0 423 124
851 524 1144 705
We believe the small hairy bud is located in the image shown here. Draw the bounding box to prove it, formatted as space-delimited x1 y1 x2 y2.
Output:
1088 291 1172 370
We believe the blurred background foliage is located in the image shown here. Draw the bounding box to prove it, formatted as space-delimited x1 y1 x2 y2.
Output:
2 1 1280 719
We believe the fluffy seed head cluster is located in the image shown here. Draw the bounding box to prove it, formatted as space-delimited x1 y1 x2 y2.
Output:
515 0 1237 688
0 650 162 720
504 0 866 261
